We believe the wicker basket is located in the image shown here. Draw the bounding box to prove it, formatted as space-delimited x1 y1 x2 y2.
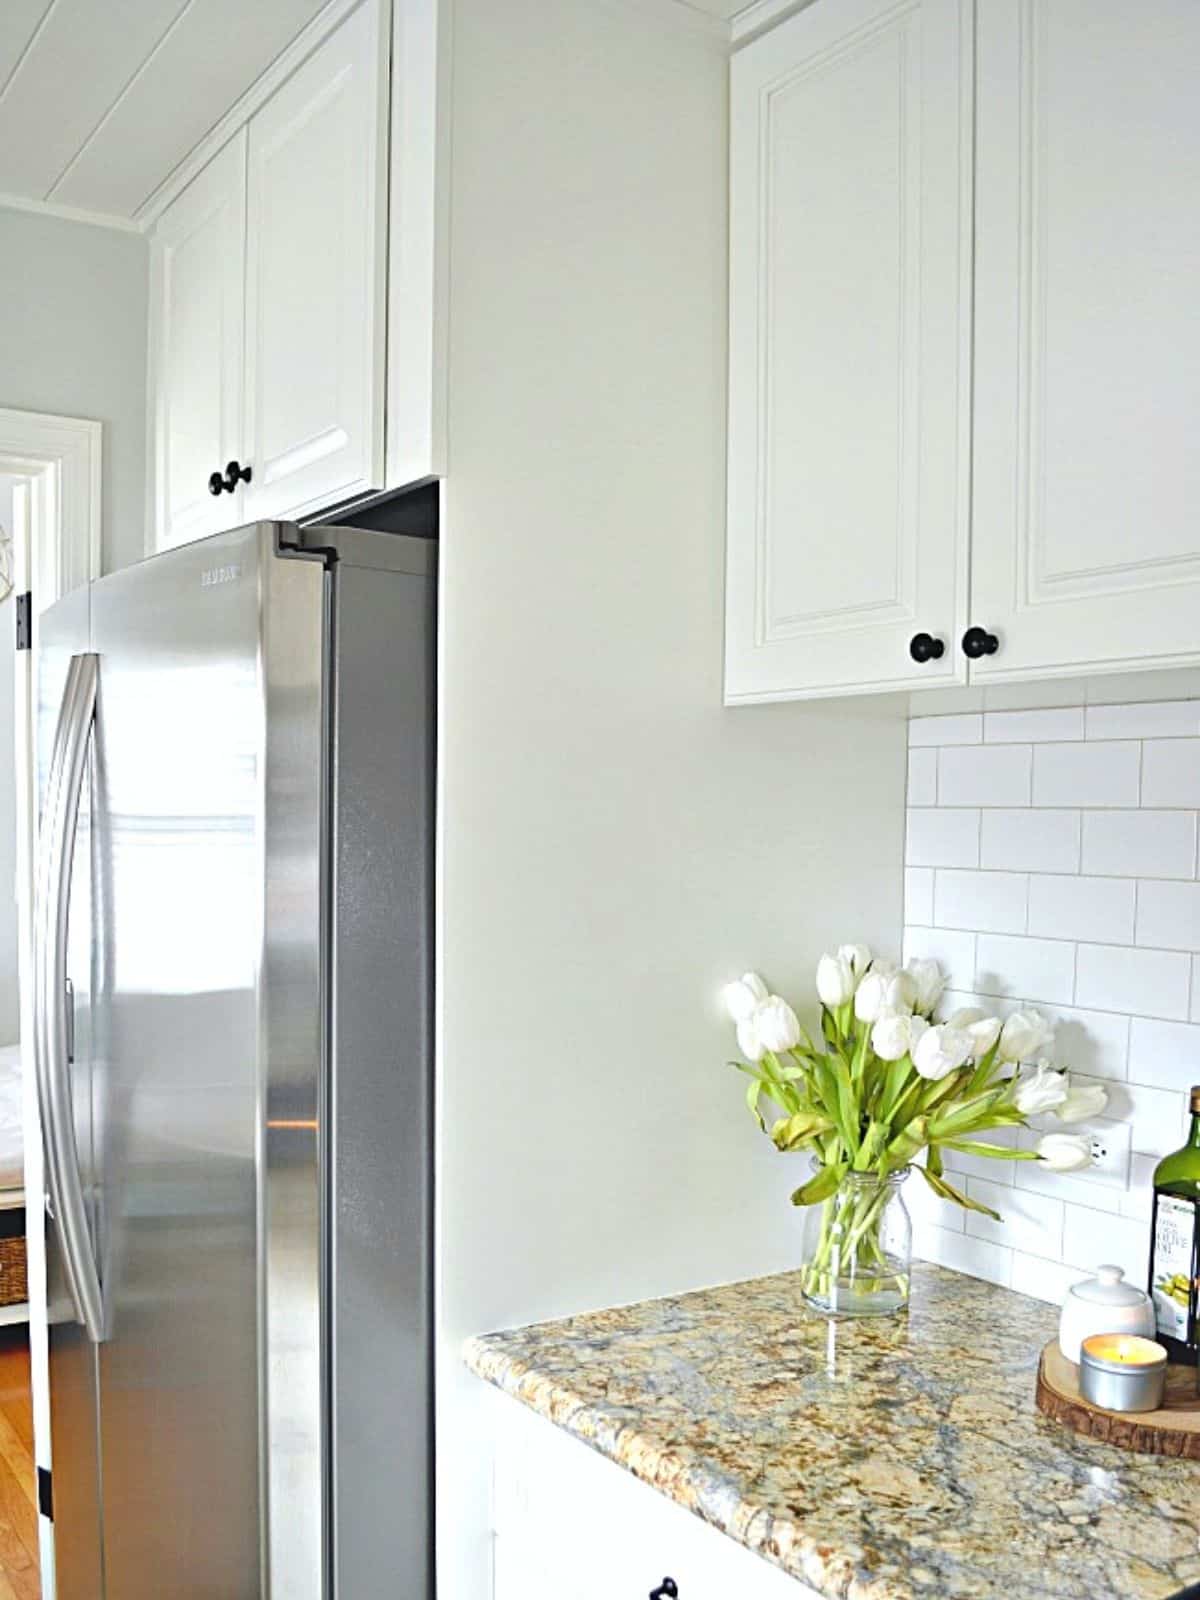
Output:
0 1234 28 1307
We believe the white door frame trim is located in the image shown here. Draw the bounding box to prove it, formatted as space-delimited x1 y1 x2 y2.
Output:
0 407 102 605
0 406 102 1600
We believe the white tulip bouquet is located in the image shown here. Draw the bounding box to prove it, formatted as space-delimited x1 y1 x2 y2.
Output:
723 945 1106 1309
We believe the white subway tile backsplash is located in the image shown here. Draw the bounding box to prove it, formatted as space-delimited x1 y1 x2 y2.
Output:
907 747 938 807
907 1168 966 1234
908 688 985 717
1095 1078 1189 1157
905 693 1200 1295
1120 1155 1157 1222
1010 1251 1087 1306
1076 943 1192 1021
906 808 980 868
904 867 934 927
1135 880 1200 952
1128 1018 1200 1093
984 707 1084 744
1027 874 1135 945
1142 738 1200 808
1037 1003 1129 1082
915 1226 1013 1288
1014 1152 1125 1217
939 744 1032 807
1062 1206 1148 1285
909 713 982 747
980 809 1080 873
1086 668 1200 705
1081 810 1197 879
965 1178 1064 1258
1032 741 1141 807
985 679 1093 711
902 927 977 992
975 933 1076 1005
941 1124 1018 1185
1014 1122 1128 1212
934 869 1027 934
1086 700 1200 741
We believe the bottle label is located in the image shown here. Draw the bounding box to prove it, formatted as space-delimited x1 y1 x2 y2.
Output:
1151 1193 1196 1343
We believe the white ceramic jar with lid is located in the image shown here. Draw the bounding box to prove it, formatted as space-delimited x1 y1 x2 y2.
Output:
1058 1264 1155 1364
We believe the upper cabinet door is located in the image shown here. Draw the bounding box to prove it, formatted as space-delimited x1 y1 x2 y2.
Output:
149 132 247 552
725 0 973 703
243 0 388 523
971 0 1200 681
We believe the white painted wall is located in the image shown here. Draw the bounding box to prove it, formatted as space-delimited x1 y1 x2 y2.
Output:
436 2 908 1594
903 669 1200 1305
0 478 17 1045
0 208 148 574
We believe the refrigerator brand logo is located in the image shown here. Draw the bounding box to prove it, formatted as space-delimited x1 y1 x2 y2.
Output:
201 564 241 589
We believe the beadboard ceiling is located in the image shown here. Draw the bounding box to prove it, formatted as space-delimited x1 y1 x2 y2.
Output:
0 0 769 231
0 0 328 226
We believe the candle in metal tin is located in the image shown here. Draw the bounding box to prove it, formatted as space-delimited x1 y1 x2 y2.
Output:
1078 1333 1167 1413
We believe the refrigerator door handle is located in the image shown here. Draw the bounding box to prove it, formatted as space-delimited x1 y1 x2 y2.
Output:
34 651 106 1344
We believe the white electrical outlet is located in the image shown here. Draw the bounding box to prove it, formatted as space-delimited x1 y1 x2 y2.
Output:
1078 1118 1132 1190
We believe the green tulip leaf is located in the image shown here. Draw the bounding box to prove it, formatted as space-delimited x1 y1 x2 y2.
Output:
790 1161 847 1207
918 1162 1002 1221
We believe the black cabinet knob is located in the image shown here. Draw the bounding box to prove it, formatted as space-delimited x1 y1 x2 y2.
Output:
962 626 999 659
222 459 252 493
208 470 225 497
649 1583 678 1600
909 632 945 664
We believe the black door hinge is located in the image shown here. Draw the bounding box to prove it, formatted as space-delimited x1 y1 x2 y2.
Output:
37 1466 52 1520
15 593 31 652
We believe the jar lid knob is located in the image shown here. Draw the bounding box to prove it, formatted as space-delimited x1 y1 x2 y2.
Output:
1096 1264 1123 1285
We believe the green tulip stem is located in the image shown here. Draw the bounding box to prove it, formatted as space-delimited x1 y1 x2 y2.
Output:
801 1175 908 1309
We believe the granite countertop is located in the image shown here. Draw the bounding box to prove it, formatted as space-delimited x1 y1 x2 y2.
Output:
464 1262 1200 1600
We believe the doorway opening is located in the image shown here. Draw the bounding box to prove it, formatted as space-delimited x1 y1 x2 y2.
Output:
0 409 101 1600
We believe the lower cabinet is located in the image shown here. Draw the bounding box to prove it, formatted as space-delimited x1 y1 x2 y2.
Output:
490 1393 815 1600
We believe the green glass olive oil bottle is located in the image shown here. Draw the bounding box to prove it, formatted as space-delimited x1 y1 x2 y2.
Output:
1148 1085 1200 1363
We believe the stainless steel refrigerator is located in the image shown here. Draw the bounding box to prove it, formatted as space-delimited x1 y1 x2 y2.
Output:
33 521 435 1599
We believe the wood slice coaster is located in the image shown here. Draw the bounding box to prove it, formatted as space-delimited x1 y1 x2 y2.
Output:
1036 1339 1200 1458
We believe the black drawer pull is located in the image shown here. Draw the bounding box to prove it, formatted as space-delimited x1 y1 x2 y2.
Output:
649 1582 678 1599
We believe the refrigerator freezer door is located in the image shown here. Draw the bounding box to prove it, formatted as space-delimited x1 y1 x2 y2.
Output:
88 524 325 1599
38 587 104 1600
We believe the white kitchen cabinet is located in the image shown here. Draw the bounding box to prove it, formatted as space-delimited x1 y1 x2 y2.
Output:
490 1392 814 1600
243 0 388 523
969 0 1200 682
725 0 974 702
147 0 393 550
728 0 1200 702
148 132 247 551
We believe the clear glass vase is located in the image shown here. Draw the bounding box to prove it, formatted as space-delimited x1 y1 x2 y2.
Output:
799 1167 912 1317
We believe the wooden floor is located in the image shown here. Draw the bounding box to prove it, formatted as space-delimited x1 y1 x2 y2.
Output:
0 1330 38 1599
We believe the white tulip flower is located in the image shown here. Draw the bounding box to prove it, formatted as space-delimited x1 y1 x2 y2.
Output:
1013 1060 1070 1116
871 1010 929 1063
722 972 769 1024
756 995 801 1053
854 970 906 1024
736 1015 765 1064
837 943 873 978
816 954 855 1009
1036 1132 1093 1173
1057 1082 1108 1125
904 958 946 1016
997 1008 1055 1064
854 973 883 1024
946 1007 1003 1057
911 1023 973 1082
